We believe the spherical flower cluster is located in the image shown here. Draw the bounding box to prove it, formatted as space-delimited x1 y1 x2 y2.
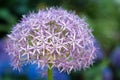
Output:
5 7 96 73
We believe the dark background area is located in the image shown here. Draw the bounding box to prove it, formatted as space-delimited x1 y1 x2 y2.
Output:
0 0 120 80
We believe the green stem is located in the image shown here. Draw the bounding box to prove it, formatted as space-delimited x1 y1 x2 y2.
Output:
48 65 53 80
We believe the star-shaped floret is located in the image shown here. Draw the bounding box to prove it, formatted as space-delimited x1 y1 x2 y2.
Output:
68 30 84 51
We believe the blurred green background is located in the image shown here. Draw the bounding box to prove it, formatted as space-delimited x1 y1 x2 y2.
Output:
0 0 120 80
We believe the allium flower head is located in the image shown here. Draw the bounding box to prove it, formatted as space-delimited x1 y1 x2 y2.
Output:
5 7 96 73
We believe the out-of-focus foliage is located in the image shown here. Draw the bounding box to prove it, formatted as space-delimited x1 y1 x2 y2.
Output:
0 0 120 80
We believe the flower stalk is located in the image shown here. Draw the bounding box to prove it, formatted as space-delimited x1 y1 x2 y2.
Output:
48 67 53 80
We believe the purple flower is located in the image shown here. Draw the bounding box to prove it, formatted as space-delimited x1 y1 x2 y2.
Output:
0 39 69 80
110 45 120 68
0 39 10 74
5 7 96 73
53 68 70 80
94 39 104 60
102 67 113 80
